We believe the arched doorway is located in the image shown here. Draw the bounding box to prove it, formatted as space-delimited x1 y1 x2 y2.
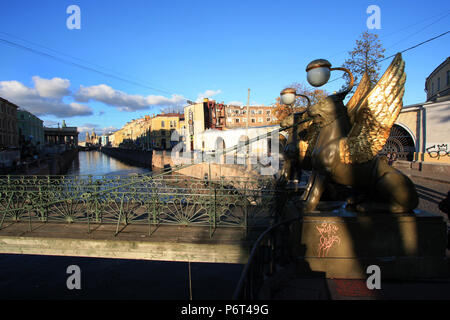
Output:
380 124 415 161
237 135 249 165
215 137 226 163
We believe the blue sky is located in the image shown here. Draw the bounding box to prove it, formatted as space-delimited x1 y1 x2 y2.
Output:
0 0 449 138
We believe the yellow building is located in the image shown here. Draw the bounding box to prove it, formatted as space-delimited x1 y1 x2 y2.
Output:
110 117 151 147
150 113 184 150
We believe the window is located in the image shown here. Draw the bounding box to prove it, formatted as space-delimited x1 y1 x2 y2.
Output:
266 110 270 115
258 110 262 114
161 121 165 128
432 82 434 94
258 118 263 122
235 118 240 123
243 118 247 122
447 70 450 86
227 118 232 123
438 77 440 91
251 118 256 123
267 118 271 122
251 110 255 115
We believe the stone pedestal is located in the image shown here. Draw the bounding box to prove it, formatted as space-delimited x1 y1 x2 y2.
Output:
290 207 449 279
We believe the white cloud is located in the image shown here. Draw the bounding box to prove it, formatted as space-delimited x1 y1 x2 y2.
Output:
32 76 71 98
227 100 244 106
78 123 118 134
0 78 93 118
74 84 186 111
43 119 59 127
0 75 223 120
196 89 221 102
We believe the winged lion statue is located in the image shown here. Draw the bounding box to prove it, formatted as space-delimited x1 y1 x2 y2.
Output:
280 53 419 214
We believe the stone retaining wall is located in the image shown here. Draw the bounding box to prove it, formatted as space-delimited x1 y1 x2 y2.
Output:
101 147 152 168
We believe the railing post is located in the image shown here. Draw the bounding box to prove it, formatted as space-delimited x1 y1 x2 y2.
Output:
211 185 217 238
244 194 249 239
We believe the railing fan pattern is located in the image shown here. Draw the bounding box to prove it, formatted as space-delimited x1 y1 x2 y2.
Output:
0 174 280 237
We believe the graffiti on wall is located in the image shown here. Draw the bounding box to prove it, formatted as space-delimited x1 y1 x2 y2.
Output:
426 144 449 160
316 223 341 257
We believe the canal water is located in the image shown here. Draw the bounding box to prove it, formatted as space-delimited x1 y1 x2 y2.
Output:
67 150 150 176
0 151 244 299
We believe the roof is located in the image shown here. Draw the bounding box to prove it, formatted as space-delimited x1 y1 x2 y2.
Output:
425 56 450 81
155 113 184 118
0 96 19 109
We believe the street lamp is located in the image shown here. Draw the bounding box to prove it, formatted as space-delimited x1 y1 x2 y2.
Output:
280 88 311 107
305 58 354 92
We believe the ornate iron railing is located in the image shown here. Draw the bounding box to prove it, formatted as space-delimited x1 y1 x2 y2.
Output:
0 174 281 237
232 217 302 300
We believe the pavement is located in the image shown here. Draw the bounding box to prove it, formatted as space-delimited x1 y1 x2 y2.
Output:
265 255 450 300
396 165 450 185
272 276 450 300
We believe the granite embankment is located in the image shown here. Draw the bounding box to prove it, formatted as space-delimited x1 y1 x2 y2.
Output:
100 148 264 181
100 147 152 169
2 149 78 175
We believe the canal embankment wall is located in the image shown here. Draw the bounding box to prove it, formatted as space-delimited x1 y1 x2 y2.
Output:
47 149 79 175
100 148 264 181
1 149 78 175
100 147 152 169
152 150 264 180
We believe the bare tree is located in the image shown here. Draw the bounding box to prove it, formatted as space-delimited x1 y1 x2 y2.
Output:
272 83 328 123
342 31 385 90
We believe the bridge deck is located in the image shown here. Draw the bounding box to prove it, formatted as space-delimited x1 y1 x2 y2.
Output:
0 222 261 264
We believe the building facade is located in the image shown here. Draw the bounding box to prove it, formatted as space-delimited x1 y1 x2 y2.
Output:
225 105 276 128
17 109 45 149
184 100 210 152
0 97 19 148
384 56 450 164
110 116 151 148
150 113 183 150
85 131 99 145
17 109 45 150
425 56 450 102
44 126 78 146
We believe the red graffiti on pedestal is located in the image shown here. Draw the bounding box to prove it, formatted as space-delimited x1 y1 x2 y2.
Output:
316 223 341 257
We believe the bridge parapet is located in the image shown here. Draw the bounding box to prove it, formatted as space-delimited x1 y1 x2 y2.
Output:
0 174 282 238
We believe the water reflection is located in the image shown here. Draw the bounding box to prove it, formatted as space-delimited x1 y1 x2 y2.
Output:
67 151 150 176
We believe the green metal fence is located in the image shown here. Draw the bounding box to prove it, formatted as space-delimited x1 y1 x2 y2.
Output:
0 174 281 237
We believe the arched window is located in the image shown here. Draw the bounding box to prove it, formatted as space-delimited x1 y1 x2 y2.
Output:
380 124 415 161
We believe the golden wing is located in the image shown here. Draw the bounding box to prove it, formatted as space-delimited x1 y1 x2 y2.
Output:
346 72 371 125
339 53 406 164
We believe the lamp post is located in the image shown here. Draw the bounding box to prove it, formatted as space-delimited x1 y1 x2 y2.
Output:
305 58 354 92
280 88 311 108
280 59 354 107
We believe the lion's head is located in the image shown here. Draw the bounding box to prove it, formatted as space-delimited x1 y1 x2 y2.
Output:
307 92 348 127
